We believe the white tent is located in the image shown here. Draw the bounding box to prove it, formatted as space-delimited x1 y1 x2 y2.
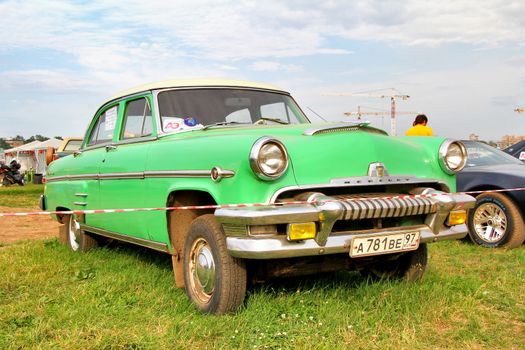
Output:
3 138 62 174
4 141 42 172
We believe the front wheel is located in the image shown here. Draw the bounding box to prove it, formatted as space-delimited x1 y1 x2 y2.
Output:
467 193 525 248
183 214 246 314
360 244 428 282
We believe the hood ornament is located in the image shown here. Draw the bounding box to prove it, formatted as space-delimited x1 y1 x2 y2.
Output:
368 162 389 178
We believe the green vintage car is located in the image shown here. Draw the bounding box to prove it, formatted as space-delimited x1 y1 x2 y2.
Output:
42 79 475 314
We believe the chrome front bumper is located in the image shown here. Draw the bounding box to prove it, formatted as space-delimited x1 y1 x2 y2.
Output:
225 225 468 259
215 188 476 259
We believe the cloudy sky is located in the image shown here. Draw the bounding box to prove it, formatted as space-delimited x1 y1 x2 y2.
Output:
0 0 524 140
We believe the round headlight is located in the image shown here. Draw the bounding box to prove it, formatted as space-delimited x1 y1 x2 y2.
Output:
439 140 467 174
250 137 289 180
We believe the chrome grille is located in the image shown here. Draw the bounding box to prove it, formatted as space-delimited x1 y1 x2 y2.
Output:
334 194 437 221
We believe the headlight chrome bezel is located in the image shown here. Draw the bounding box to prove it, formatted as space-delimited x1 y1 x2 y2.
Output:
250 137 289 180
438 139 467 174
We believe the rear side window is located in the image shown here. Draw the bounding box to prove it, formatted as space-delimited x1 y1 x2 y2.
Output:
121 98 153 140
88 106 118 146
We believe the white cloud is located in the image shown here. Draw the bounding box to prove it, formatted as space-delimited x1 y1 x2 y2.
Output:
250 61 301 72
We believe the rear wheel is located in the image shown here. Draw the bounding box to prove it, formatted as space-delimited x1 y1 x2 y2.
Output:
360 244 428 282
183 214 246 314
467 193 525 248
65 214 98 252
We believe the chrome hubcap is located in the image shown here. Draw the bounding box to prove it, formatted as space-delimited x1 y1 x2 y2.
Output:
473 203 507 243
68 216 81 251
189 238 216 303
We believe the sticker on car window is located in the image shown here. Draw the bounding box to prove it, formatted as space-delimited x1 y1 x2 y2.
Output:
519 151 525 160
163 117 202 132
105 106 118 131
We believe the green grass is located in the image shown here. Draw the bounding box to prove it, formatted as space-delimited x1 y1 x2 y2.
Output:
0 184 43 207
1 239 523 349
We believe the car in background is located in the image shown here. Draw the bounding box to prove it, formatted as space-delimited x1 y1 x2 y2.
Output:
457 140 525 248
55 137 83 159
503 140 525 161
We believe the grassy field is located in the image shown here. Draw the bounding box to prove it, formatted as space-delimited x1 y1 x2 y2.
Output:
1 238 524 349
0 183 43 207
1 186 524 349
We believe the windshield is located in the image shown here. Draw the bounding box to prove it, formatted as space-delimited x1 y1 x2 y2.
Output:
157 88 309 132
463 141 524 167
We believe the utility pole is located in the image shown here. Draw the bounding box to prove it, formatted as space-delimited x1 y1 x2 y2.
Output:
324 88 410 135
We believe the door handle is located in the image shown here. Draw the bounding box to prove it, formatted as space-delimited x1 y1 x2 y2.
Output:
105 145 117 152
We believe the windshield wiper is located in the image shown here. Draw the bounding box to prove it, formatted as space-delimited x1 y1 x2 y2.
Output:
202 121 248 130
256 117 289 125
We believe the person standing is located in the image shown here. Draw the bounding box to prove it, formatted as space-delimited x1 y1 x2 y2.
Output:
405 114 433 136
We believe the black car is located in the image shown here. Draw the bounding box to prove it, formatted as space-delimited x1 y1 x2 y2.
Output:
457 140 525 248
503 140 525 161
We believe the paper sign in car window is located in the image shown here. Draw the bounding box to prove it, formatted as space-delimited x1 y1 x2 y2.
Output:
519 151 525 160
105 106 118 131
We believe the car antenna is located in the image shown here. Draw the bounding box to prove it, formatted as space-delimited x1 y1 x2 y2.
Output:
306 107 328 122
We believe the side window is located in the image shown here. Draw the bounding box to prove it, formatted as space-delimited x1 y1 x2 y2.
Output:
88 106 118 146
121 98 153 140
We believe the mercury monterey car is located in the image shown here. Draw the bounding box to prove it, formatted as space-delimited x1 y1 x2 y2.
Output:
42 79 475 314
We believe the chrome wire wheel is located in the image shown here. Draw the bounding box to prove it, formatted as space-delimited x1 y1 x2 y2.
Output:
68 215 81 251
188 237 216 305
473 203 508 243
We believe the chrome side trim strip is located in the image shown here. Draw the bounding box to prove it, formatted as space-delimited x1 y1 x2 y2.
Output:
73 202 87 206
80 224 170 253
46 174 99 183
46 169 235 182
75 193 88 197
270 178 450 203
144 170 210 178
100 172 144 180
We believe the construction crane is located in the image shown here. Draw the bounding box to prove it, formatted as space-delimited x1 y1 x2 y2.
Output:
344 106 418 131
344 105 419 128
324 88 410 136
515 107 525 113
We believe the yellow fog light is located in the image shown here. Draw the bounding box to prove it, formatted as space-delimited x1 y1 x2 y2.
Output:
287 222 317 241
447 210 467 226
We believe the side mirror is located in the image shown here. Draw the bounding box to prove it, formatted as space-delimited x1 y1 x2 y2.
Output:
45 147 56 165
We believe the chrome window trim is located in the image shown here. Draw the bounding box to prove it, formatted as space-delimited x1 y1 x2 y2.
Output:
81 92 155 151
80 224 170 253
45 169 235 183
114 135 158 146
269 177 450 203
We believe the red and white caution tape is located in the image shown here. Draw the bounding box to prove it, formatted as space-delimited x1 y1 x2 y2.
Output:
1 187 525 218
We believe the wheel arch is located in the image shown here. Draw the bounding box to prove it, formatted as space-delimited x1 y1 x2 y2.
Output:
166 189 218 288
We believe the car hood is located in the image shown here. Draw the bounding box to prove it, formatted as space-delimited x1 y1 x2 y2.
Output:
165 123 450 186
460 163 525 176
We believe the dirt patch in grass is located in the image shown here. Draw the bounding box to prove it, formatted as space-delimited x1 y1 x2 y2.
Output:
0 206 59 245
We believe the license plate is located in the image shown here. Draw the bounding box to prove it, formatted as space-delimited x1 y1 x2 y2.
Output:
350 231 420 258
